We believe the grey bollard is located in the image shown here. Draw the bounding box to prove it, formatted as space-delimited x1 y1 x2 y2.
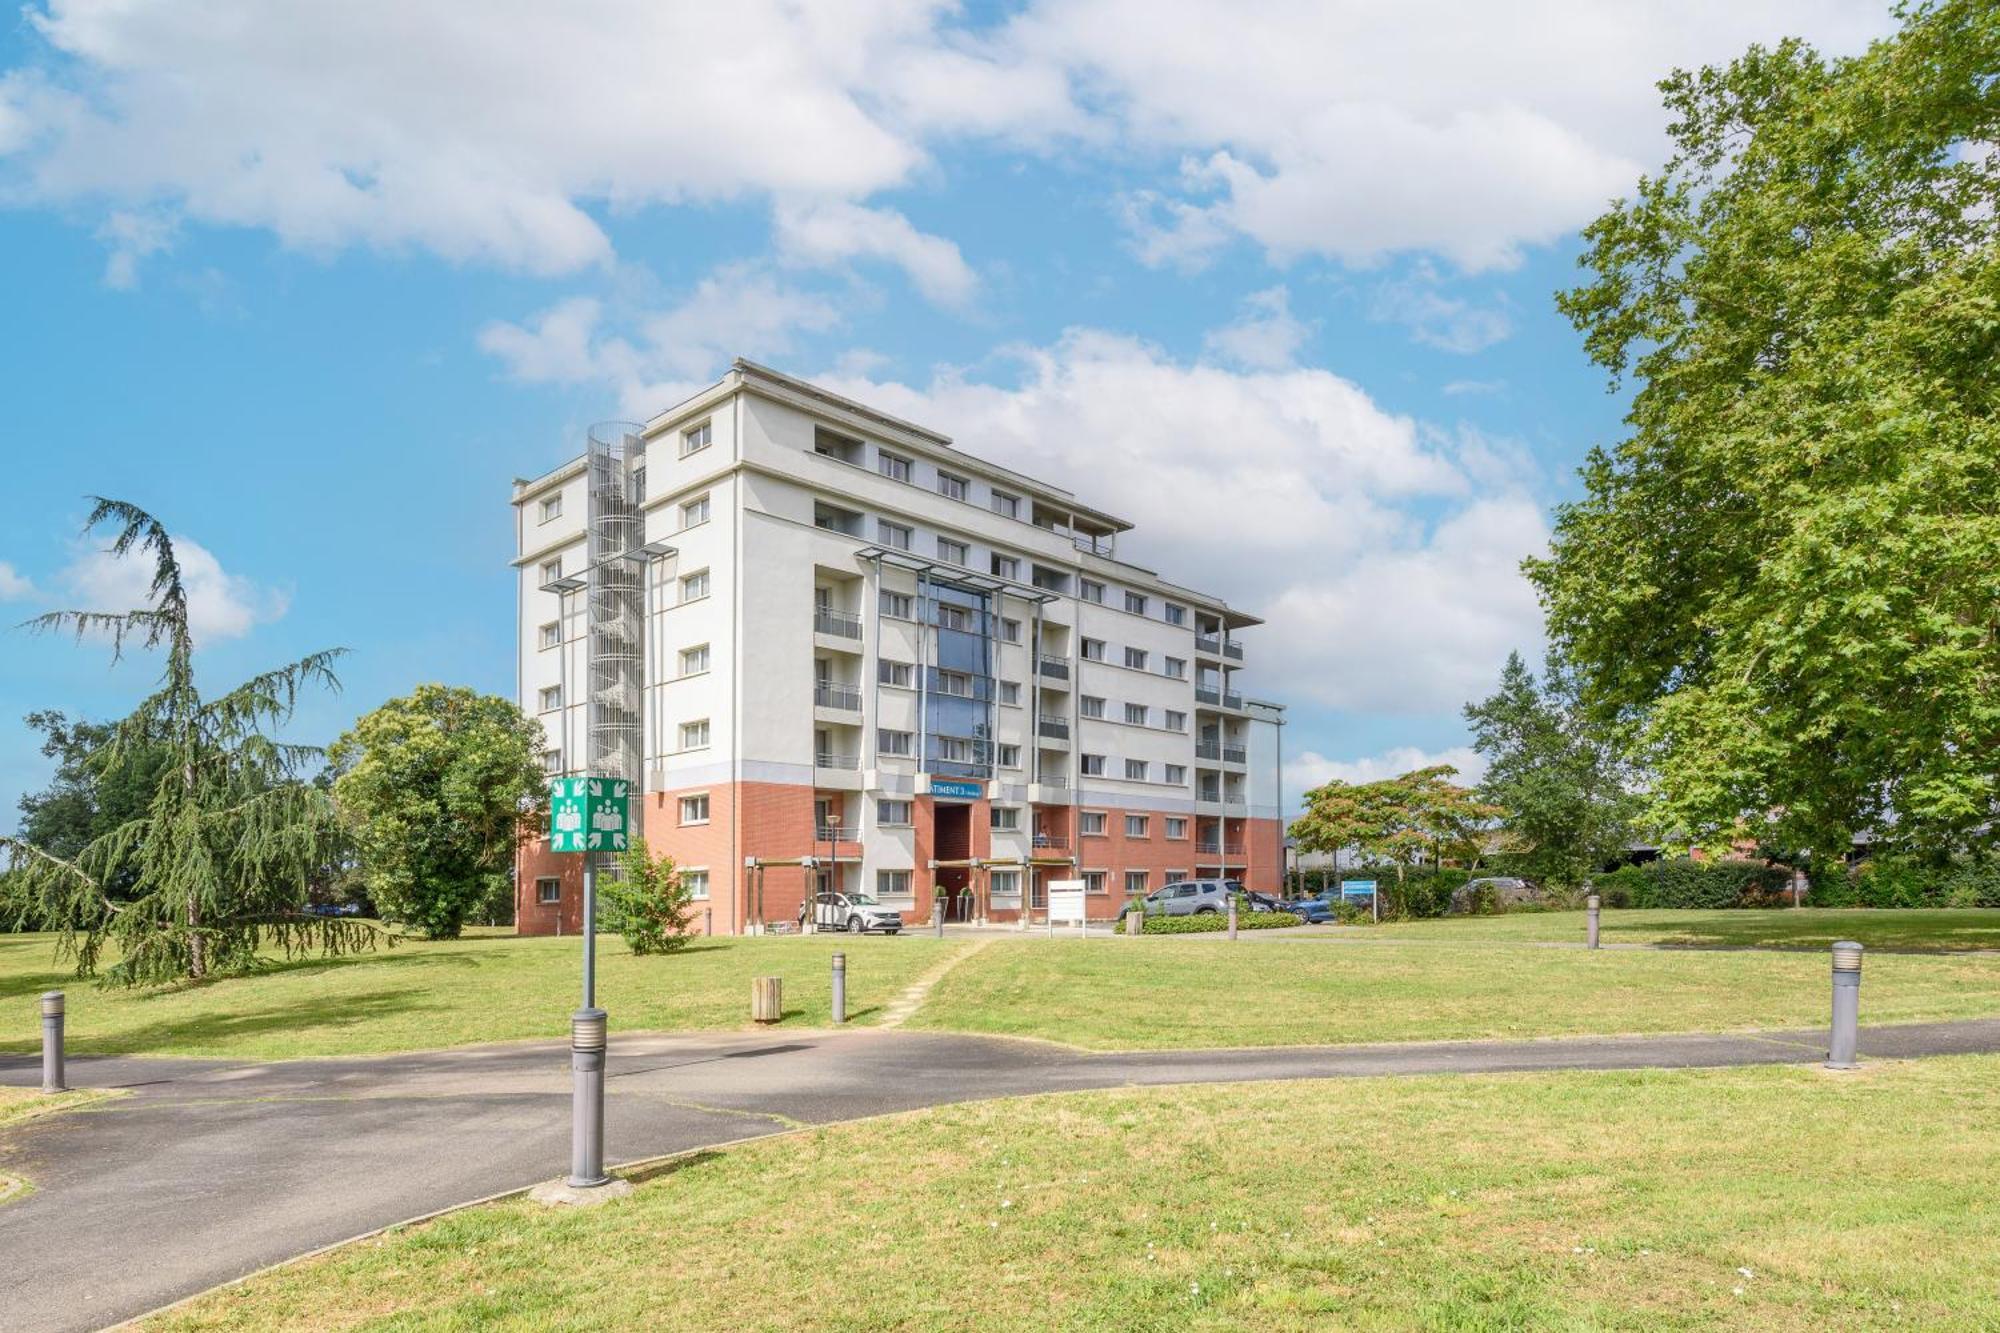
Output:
41 991 65 1094
831 952 847 1025
1586 894 1601 950
1827 941 1863 1069
1227 898 1238 940
1126 906 1144 937
567 1007 609 1187
933 900 945 937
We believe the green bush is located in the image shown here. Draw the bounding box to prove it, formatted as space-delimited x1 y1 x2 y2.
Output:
1333 868 1469 920
1836 857 2000 909
602 837 696 955
1142 911 1303 933
1591 858 1790 909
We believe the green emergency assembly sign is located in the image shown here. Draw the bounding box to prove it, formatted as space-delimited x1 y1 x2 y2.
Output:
549 776 632 853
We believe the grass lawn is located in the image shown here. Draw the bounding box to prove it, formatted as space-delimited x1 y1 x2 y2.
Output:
0 930 959 1061
0 1084 109 1130
148 1055 2000 1331
905 933 2000 1049
1373 907 2000 952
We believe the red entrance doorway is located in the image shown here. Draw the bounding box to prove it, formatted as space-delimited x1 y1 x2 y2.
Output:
933 801 973 921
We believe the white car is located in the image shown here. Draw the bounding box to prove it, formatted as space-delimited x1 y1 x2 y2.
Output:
800 891 904 934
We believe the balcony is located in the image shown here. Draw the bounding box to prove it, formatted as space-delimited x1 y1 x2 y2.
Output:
1195 840 1247 857
1037 717 1070 741
814 751 860 770
813 824 862 846
1031 833 1069 851
1037 654 1070 681
1195 633 1221 656
814 607 863 640
1072 531 1115 558
1223 639 1245 661
814 682 862 712
814 750 862 791
1222 743 1247 765
1195 740 1221 761
1195 685 1220 706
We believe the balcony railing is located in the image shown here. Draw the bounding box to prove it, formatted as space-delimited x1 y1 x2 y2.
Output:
1196 840 1246 856
813 825 857 843
1222 639 1244 661
1197 788 1222 804
1037 654 1070 680
814 752 860 770
1224 691 1244 710
1034 773 1069 789
1195 685 1220 706
1072 532 1115 557
1222 744 1247 764
1195 740 1221 761
814 607 863 639
814 682 862 711
1032 833 1069 850
1196 633 1221 655
1038 718 1070 740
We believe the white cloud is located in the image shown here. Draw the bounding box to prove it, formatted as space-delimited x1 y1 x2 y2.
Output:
95 208 173 289
773 200 978 307
1371 269 1513 353
1442 379 1506 397
0 562 36 600
1286 744 1488 792
1202 285 1311 371
60 532 286 642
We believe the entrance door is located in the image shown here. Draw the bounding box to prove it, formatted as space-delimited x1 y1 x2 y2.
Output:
934 801 972 920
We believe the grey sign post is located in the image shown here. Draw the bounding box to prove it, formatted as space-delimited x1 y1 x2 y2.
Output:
41 991 65 1093
1827 940 1863 1070
548 776 630 1189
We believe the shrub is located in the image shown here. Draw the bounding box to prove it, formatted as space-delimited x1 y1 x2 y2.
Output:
1838 857 2000 909
1334 868 1469 920
1594 858 1790 909
602 837 696 955
1142 911 1303 933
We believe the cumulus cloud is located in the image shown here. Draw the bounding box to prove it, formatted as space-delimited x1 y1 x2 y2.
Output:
1285 744 1488 792
0 562 36 600
1202 285 1311 371
1371 269 1513 353
773 200 978 307
59 533 286 642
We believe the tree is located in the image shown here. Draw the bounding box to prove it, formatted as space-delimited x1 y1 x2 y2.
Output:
1463 651 1642 887
1290 766 1502 890
0 500 372 983
329 685 545 941
1530 1 2000 859
16 711 173 873
602 837 695 955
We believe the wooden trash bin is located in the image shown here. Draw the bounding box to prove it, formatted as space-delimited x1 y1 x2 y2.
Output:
752 976 783 1024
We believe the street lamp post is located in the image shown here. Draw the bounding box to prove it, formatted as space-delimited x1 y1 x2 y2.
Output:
549 775 630 1190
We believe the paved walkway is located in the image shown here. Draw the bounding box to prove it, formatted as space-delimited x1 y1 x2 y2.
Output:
7 1017 2000 1332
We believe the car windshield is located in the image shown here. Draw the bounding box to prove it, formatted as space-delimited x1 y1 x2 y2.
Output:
844 893 880 906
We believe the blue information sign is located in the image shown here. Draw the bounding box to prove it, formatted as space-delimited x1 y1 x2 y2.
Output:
1340 880 1378 900
930 778 984 801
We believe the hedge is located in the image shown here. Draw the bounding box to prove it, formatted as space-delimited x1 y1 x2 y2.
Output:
1142 911 1304 934
1810 857 2000 909
1590 859 1791 910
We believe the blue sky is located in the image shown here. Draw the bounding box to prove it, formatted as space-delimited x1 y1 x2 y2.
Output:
0 1 1897 830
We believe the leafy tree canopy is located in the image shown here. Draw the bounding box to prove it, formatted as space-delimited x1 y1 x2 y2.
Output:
1290 765 1503 884
329 684 545 940
604 837 696 956
1 500 372 983
16 711 173 876
1531 0 2000 858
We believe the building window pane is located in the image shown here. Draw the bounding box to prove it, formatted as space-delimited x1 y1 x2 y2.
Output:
536 877 561 904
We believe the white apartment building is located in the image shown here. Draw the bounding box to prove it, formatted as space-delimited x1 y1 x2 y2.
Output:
513 360 1284 934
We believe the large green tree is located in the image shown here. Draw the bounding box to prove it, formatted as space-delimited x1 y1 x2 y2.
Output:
1464 652 1641 888
330 685 545 940
1 500 370 983
1290 766 1502 889
1531 0 2000 858
16 711 173 870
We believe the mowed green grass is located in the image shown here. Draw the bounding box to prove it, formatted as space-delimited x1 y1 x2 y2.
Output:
1373 907 2000 952
0 1084 109 1130
0 930 958 1061
906 931 2000 1049
149 1056 2000 1331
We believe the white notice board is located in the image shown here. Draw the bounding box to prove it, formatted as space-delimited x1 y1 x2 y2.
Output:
1047 879 1087 935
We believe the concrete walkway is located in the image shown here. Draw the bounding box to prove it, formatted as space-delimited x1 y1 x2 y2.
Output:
6 1016 2000 1332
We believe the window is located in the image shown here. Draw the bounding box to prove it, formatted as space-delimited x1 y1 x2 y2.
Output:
877 869 913 897
935 735 980 764
1124 591 1148 615
936 669 973 698
1164 869 1188 885
539 622 561 650
538 494 562 523
878 729 914 757
679 794 710 825
878 520 912 550
1032 565 1070 594
1125 759 1148 781
937 471 968 502
1081 638 1106 661
997 743 1021 768
934 602 973 632
541 749 563 774
1084 870 1108 894
685 869 710 901
538 685 562 712
539 559 562 585
1163 657 1187 680
1166 817 1189 839
1164 603 1187 626
680 719 711 750
1081 754 1106 776
988 558 1020 586
999 616 1021 642
1165 710 1187 731
536 877 561 904
679 644 710 677
1164 764 1187 786
815 502 863 535
938 537 969 566
681 494 711 528
878 451 911 483
1080 696 1105 718
878 659 914 688
877 799 913 826
990 869 1020 897
1124 703 1148 726
991 490 1020 519
681 421 712 456
632 468 646 502
1080 579 1105 604
880 590 914 620
1125 814 1149 838
990 806 1021 831
999 681 1021 706
1080 811 1107 836
1125 870 1149 895
1124 647 1149 670
680 569 710 603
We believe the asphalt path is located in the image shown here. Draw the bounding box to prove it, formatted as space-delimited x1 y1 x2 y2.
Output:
6 1016 2000 1332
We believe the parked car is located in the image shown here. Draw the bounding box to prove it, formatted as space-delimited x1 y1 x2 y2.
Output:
1449 877 1545 914
1284 895 1337 924
799 891 904 934
1143 879 1230 916
1237 889 1286 914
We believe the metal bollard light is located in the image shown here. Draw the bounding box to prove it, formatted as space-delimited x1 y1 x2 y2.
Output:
1827 940 1863 1070
1586 894 1601 950
41 991 65 1094
568 1007 610 1187
831 952 847 1025
1227 897 1238 940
